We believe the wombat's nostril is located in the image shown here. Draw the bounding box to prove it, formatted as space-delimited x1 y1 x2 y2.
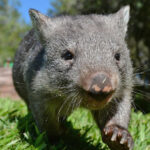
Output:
88 73 113 96
91 84 101 92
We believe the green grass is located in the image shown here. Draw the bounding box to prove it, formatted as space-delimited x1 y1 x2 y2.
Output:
0 98 150 150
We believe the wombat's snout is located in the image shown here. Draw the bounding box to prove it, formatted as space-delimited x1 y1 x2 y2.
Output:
81 72 116 102
89 73 112 95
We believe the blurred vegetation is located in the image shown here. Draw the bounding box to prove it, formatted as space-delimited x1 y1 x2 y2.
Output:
0 0 30 65
49 0 150 112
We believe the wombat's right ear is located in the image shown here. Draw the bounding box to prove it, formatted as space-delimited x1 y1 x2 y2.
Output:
29 9 52 42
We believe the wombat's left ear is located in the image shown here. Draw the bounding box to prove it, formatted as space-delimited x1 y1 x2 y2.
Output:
116 5 130 33
29 9 52 42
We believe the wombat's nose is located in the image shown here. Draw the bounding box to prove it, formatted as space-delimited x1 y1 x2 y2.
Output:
88 73 113 95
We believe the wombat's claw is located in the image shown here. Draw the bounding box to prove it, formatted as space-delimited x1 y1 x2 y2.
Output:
102 125 134 150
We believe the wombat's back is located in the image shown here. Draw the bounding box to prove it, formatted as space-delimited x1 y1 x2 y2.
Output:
13 29 42 103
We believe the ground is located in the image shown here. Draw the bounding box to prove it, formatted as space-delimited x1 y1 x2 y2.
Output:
0 67 20 100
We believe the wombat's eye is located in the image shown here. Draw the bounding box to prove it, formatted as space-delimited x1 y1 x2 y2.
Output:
61 50 74 60
114 53 120 61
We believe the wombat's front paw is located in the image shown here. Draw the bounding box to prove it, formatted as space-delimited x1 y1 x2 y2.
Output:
102 125 134 150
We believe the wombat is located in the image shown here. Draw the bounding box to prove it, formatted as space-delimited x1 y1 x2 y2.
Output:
13 5 134 150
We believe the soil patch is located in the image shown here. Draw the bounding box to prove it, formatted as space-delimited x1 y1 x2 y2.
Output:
0 67 20 100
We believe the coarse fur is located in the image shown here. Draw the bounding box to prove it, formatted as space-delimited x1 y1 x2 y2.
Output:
13 6 134 149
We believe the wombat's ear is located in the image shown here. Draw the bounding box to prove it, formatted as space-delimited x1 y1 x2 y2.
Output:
116 5 130 34
29 9 52 42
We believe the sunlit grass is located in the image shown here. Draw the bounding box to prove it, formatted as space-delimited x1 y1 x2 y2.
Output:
0 98 150 150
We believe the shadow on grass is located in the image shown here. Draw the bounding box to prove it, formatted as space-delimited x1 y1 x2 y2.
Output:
17 113 49 150
16 113 104 150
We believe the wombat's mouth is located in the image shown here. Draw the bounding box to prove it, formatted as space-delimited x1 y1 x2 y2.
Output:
87 91 114 101
79 88 115 110
87 93 114 110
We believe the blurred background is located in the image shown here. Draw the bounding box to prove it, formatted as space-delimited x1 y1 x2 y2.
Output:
0 0 150 112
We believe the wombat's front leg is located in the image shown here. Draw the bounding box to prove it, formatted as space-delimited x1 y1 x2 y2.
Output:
93 98 134 150
102 125 133 150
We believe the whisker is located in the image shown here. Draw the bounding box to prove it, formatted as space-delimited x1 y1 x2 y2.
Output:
72 94 78 111
135 89 150 95
133 68 150 75
132 91 150 103
64 92 77 117
57 97 71 122
75 95 82 108
131 101 146 114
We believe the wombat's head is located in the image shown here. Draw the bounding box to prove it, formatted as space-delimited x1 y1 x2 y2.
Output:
29 6 133 110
